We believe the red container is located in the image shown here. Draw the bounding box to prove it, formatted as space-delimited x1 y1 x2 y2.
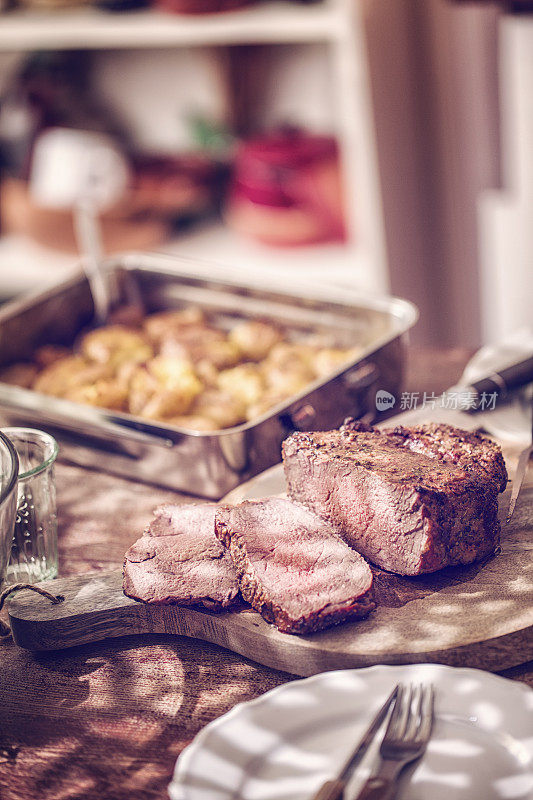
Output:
226 129 347 246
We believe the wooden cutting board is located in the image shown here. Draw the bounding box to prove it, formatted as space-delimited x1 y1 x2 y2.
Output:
7 478 533 677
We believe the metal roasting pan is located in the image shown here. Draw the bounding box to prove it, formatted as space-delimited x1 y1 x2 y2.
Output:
0 253 418 498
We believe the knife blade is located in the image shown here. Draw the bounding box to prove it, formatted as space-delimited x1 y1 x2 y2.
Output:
506 394 533 523
311 685 399 800
506 443 533 523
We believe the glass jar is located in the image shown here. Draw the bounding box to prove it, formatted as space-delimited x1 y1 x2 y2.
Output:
2 428 59 583
0 431 19 588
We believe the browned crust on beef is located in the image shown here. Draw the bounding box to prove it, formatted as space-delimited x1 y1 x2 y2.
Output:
283 422 507 576
383 422 508 493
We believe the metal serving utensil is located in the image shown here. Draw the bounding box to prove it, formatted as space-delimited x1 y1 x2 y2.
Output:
354 683 435 800
312 685 399 800
30 128 130 325
507 394 533 522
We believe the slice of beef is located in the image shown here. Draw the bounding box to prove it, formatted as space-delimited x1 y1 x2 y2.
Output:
215 497 375 635
145 503 219 538
282 422 507 576
123 503 239 609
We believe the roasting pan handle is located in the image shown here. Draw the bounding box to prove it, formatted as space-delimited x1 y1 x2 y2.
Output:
343 362 380 392
289 403 317 431
282 363 381 433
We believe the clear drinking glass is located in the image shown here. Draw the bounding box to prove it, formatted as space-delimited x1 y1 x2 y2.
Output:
2 428 59 583
0 431 19 588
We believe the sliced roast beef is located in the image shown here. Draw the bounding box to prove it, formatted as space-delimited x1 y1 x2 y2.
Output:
145 503 219 538
282 421 507 576
123 503 239 609
215 497 375 634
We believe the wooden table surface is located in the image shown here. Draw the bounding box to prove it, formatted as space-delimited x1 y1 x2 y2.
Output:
0 346 531 800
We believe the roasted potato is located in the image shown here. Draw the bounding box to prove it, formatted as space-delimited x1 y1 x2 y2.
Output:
261 343 316 395
195 359 219 387
191 390 246 428
25 304 358 429
65 379 129 411
128 360 202 419
229 320 282 361
262 369 312 397
159 326 240 369
146 355 196 386
128 367 160 416
264 342 316 371
32 356 111 397
159 325 221 356
143 307 205 343
199 339 241 370
217 364 265 407
80 326 152 368
140 385 200 420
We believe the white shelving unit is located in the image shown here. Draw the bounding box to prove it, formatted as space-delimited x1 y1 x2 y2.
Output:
0 233 76 297
0 0 389 297
0 222 380 297
161 221 379 290
0 2 342 49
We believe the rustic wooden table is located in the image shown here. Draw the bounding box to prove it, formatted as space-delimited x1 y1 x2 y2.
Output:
0 347 531 800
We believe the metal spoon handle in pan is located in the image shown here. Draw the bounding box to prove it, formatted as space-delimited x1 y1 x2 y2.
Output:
73 198 110 326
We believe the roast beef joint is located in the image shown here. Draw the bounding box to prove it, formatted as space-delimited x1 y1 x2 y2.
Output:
123 422 507 634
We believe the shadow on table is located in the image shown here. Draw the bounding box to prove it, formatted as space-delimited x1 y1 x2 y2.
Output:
0 632 289 800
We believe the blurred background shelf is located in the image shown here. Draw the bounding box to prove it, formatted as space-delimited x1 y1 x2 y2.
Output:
162 221 376 288
0 2 346 51
0 233 76 300
1 2 528 348
0 0 389 305
0 223 378 300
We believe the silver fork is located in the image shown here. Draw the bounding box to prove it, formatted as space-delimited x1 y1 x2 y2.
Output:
354 682 435 800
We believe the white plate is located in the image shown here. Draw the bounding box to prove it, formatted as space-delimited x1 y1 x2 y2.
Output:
169 664 533 800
